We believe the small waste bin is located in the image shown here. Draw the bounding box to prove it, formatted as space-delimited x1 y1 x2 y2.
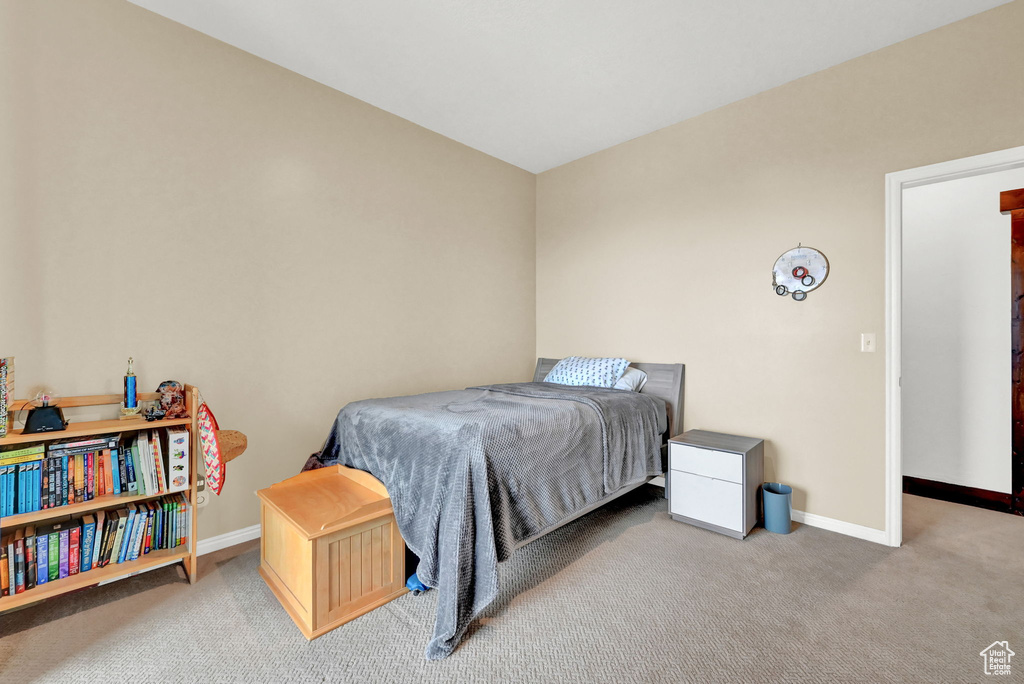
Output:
762 482 793 534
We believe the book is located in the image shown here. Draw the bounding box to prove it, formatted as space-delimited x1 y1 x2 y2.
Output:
0 358 7 439
77 514 94 573
150 431 168 493
0 444 46 464
102 449 113 496
47 457 53 508
0 465 9 518
109 510 128 566
164 428 190 492
90 510 105 570
127 504 143 561
13 529 25 594
48 435 120 453
97 512 117 568
13 463 22 515
35 532 48 585
68 523 80 576
74 453 84 504
45 525 59 581
0 536 8 596
57 526 69 579
5 535 14 594
25 525 36 591
119 444 131 491
126 437 142 494
135 435 151 495
59 454 68 507
118 508 136 564
143 502 155 554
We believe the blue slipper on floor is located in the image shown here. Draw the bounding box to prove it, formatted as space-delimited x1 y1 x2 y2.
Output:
406 573 430 595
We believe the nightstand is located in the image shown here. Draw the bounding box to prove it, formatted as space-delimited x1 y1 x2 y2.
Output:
667 430 764 539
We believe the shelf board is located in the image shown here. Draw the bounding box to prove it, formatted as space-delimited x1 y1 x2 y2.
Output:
0 489 189 529
0 416 191 446
0 547 189 612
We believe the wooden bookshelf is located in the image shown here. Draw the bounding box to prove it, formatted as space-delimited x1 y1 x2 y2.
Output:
0 417 192 446
0 386 201 611
0 547 189 612
0 490 173 529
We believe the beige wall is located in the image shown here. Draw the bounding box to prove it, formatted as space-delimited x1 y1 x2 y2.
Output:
5 0 1023 540
0 0 536 539
537 1 1024 529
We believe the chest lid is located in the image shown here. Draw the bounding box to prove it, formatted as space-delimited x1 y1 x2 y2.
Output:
257 465 393 540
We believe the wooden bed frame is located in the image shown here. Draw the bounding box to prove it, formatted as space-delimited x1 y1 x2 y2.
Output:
512 358 685 550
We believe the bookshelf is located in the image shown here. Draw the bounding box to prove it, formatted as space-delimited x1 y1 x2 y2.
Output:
0 386 201 612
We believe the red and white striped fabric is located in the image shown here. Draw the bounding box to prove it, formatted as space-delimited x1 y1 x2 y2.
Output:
197 402 225 495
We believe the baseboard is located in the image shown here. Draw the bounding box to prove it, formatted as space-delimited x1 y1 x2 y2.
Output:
197 524 261 556
791 509 887 545
902 476 1014 514
193 507 886 554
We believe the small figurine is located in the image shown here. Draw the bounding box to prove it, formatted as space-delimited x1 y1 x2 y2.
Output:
144 406 166 422
157 380 188 419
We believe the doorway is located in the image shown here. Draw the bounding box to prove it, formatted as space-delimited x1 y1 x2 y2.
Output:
885 145 1024 547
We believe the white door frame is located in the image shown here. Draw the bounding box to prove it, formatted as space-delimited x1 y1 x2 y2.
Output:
884 144 1024 547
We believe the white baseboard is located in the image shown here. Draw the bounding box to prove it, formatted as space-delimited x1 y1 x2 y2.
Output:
191 507 886 555
197 524 262 556
648 475 666 487
792 509 887 545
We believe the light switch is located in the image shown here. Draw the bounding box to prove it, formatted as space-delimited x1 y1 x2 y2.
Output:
861 333 876 353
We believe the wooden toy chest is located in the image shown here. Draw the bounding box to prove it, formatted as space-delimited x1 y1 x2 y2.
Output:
257 465 407 639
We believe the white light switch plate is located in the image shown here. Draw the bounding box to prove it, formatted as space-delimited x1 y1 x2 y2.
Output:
861 333 876 352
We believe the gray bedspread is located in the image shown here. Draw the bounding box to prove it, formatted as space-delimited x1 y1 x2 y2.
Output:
306 382 667 660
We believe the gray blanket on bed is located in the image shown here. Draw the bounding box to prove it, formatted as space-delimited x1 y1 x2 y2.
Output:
307 382 667 660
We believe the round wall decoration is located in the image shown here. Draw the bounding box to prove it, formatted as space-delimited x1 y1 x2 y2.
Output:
772 244 829 301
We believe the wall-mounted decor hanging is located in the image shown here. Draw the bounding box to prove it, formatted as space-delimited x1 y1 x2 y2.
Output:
772 244 829 301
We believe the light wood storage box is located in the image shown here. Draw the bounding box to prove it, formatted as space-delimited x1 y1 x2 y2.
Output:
257 465 407 640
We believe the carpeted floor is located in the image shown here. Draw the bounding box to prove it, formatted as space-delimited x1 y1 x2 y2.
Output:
1 489 1021 683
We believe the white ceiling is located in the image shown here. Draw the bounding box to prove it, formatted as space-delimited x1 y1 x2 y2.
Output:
128 0 1010 173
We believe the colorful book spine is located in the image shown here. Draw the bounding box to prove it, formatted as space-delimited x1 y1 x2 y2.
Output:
90 511 105 570
13 533 25 594
0 541 8 596
68 525 80 576
124 442 138 494
46 528 59 581
143 503 155 554
59 455 68 507
108 512 127 567
80 516 95 573
46 458 55 507
86 452 95 501
118 508 137 564
36 533 48 585
25 527 36 591
6 537 14 593
57 528 69 579
101 450 111 496
74 454 84 503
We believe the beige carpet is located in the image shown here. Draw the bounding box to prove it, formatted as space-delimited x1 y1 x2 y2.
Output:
1 490 1021 683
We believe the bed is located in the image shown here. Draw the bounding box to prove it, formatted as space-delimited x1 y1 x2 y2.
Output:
305 358 685 659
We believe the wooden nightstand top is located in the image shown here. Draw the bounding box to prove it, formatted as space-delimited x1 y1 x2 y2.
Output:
669 429 763 454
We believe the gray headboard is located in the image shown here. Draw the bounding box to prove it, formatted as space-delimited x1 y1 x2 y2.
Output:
533 358 685 439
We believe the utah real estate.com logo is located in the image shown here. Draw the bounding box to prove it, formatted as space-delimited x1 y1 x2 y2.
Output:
980 641 1014 676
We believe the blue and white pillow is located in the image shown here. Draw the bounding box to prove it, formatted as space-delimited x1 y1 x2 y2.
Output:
543 356 630 388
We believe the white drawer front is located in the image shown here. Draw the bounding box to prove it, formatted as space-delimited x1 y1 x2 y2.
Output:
670 472 743 531
670 444 743 484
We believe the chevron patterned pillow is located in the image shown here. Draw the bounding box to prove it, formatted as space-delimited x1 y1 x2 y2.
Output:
543 356 630 388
